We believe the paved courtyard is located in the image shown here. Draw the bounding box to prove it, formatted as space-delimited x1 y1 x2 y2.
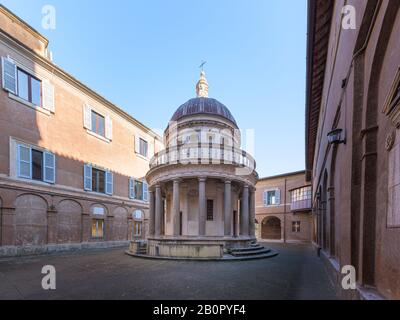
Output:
0 243 337 300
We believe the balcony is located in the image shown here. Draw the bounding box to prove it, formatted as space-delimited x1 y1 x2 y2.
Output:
290 186 312 212
149 144 256 172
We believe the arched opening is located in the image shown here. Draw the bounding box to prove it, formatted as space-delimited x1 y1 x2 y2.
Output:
261 216 281 240
15 194 48 246
57 199 82 243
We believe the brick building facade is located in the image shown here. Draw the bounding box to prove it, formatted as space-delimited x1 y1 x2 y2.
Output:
255 171 312 243
0 5 163 256
306 0 400 299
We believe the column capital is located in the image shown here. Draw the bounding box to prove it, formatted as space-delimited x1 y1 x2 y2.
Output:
172 178 182 183
224 180 232 185
198 177 207 182
243 184 249 190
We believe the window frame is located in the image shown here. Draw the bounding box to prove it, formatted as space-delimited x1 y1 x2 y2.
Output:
264 189 279 206
292 221 301 233
91 110 106 138
91 219 104 239
16 67 42 107
92 167 106 194
139 138 148 157
16 142 55 184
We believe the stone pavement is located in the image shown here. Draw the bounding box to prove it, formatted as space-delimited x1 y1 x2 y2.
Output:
0 242 337 300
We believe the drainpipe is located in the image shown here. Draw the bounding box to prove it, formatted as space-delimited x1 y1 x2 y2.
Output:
283 178 287 243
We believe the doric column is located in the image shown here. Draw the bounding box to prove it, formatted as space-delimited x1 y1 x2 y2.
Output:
241 185 249 236
224 180 232 236
198 177 207 236
249 188 256 237
149 190 155 236
155 185 162 237
172 179 181 236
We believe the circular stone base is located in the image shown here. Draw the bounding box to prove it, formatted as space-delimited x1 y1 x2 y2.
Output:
125 249 279 261
126 237 278 261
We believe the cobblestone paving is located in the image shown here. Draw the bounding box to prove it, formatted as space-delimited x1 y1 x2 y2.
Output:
0 242 337 300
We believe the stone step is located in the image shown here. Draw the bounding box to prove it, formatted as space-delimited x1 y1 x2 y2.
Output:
230 248 271 257
229 245 264 253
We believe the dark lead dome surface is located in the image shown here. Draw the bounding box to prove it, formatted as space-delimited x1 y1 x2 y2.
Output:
170 97 238 127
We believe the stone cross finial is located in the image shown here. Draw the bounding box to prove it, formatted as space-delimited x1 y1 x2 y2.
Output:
196 67 209 98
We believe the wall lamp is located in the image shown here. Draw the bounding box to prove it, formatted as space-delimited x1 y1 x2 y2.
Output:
327 128 346 145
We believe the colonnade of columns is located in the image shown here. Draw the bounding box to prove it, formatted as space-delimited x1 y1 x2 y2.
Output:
148 178 256 238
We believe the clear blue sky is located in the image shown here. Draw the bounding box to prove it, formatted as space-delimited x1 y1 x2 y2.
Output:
2 0 307 178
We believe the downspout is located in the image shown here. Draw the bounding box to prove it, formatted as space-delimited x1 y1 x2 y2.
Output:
283 178 287 243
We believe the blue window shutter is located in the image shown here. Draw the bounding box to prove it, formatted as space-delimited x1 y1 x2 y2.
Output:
143 181 148 202
43 151 55 183
106 171 113 195
17 144 31 179
84 164 92 191
263 191 267 206
2 57 17 94
129 178 134 199
276 189 281 205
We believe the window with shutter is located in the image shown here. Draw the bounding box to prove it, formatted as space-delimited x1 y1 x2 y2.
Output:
1 57 17 94
143 182 148 201
17 144 31 179
105 115 112 140
83 104 92 130
42 79 55 112
16 143 55 183
129 178 135 199
106 171 113 195
43 152 55 183
84 164 92 191
275 189 281 205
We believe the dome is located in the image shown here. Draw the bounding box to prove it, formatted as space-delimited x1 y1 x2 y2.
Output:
170 97 238 127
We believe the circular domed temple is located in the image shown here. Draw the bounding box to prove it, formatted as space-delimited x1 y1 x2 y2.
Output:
129 71 276 260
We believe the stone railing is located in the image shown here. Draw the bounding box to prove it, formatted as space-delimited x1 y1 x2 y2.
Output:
149 144 256 172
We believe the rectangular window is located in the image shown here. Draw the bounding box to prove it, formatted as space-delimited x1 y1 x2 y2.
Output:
139 138 148 157
91 219 104 238
207 199 214 221
292 221 301 233
17 68 41 106
266 190 277 205
135 180 144 200
17 144 55 183
31 149 43 181
91 110 105 137
92 167 106 193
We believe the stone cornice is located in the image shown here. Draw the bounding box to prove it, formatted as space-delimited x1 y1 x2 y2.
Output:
0 176 149 209
0 5 49 48
146 164 257 188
